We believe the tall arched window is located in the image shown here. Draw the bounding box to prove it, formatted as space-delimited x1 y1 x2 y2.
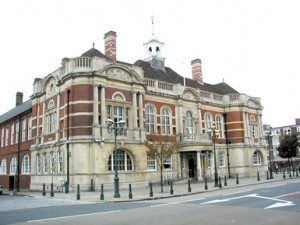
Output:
186 111 193 140
57 150 63 174
108 149 133 171
218 152 225 167
145 105 155 134
216 115 223 138
1 158 7 174
249 115 257 138
204 114 212 131
22 155 30 174
161 107 171 135
10 156 17 174
36 154 41 174
43 153 48 174
50 151 55 174
253 151 262 165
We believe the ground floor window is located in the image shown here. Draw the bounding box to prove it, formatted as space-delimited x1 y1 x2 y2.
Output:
147 155 157 171
163 155 172 170
218 152 225 167
22 155 31 174
108 149 133 171
253 151 262 165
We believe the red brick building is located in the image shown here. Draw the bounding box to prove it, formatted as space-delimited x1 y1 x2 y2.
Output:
0 30 267 192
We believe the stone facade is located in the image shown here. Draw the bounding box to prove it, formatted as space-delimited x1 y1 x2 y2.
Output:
0 30 269 192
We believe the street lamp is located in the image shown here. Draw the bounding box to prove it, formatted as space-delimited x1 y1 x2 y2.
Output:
208 125 220 187
264 131 273 179
106 118 126 198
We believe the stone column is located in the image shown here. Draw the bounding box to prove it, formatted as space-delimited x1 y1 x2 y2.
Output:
93 85 100 137
41 101 45 144
132 91 137 129
197 151 203 181
100 86 106 126
56 93 60 141
138 92 143 128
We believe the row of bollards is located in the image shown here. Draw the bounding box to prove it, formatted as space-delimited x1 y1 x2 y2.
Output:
41 169 300 200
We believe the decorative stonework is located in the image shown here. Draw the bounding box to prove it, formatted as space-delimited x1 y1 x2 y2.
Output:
106 67 135 82
182 91 197 101
247 99 257 108
45 79 57 97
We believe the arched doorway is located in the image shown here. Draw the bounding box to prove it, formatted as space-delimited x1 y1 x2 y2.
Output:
188 158 195 178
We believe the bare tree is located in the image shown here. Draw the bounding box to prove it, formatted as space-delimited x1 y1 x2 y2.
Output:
145 137 179 193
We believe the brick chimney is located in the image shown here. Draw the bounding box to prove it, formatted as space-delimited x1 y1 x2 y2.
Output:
191 58 203 84
16 92 23 106
104 31 117 62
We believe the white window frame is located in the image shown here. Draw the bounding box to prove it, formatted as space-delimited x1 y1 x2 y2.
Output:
22 119 26 142
253 151 262 165
57 150 63 174
186 111 193 140
50 151 55 174
161 108 171 135
108 149 133 171
147 155 157 171
219 152 225 167
36 154 41 174
204 114 212 132
28 117 32 140
1 128 4 147
1 158 7 174
216 115 223 138
22 155 30 174
5 126 9 146
163 155 172 170
43 153 48 174
145 105 155 134
10 156 17 174
11 124 15 145
16 121 20 144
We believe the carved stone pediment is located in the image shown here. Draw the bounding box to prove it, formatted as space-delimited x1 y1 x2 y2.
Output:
182 90 198 101
104 66 143 83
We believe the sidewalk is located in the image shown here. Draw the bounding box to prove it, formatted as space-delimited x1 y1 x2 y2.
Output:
17 173 299 204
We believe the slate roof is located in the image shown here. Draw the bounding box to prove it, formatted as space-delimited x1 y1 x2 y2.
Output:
133 59 239 95
0 100 32 124
81 48 109 59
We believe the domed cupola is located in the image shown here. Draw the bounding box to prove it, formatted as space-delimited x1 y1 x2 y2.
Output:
143 15 165 71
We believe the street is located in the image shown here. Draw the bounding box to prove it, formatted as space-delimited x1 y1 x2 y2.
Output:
0 179 299 225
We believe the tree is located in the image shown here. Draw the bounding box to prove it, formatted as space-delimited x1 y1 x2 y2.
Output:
277 134 299 158
145 137 179 193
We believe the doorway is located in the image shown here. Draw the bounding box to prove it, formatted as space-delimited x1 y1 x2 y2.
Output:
188 158 195 178
9 176 14 191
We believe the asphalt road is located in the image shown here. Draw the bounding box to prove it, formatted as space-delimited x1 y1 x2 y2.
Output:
1 179 299 225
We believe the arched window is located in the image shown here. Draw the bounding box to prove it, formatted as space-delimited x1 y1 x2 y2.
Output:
0 158 7 174
108 149 133 171
253 151 262 165
57 150 63 174
204 114 212 131
50 151 55 174
10 156 17 174
22 155 30 174
161 107 171 135
249 115 257 138
218 152 225 167
43 153 48 174
216 115 223 138
163 155 172 170
145 105 155 134
186 111 193 140
36 154 41 174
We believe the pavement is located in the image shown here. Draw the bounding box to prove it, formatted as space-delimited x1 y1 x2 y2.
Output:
10 172 299 205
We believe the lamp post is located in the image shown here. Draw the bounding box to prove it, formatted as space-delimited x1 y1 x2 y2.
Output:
265 131 273 179
106 118 126 198
208 126 220 187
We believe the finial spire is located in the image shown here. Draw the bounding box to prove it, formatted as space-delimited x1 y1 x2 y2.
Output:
151 13 155 35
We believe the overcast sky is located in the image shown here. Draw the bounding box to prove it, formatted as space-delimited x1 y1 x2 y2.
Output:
0 0 299 127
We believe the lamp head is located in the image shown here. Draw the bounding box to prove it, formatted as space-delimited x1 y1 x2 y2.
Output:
106 118 113 127
119 120 126 127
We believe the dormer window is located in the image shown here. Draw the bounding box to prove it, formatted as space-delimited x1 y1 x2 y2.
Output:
148 47 152 52
156 46 160 52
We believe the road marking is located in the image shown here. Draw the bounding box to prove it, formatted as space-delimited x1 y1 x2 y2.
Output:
201 194 255 204
264 184 285 188
150 198 205 207
265 202 295 209
27 210 121 223
222 189 253 196
275 191 300 199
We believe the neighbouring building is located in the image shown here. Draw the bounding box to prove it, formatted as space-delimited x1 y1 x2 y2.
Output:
1 29 268 192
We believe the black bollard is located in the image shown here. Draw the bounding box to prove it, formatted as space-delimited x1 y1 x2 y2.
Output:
224 175 227 186
257 171 260 182
170 181 174 195
266 171 269 180
289 171 292 178
65 181 69 194
77 184 80 200
149 182 153 197
100 184 104 200
129 183 133 199
218 176 222 188
283 170 286 179
236 174 239 185
204 178 208 190
188 179 191 192
296 169 299 177
42 183 46 196
50 183 54 197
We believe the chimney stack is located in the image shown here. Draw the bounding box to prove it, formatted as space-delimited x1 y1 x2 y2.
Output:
191 59 203 84
104 31 117 62
16 92 23 106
